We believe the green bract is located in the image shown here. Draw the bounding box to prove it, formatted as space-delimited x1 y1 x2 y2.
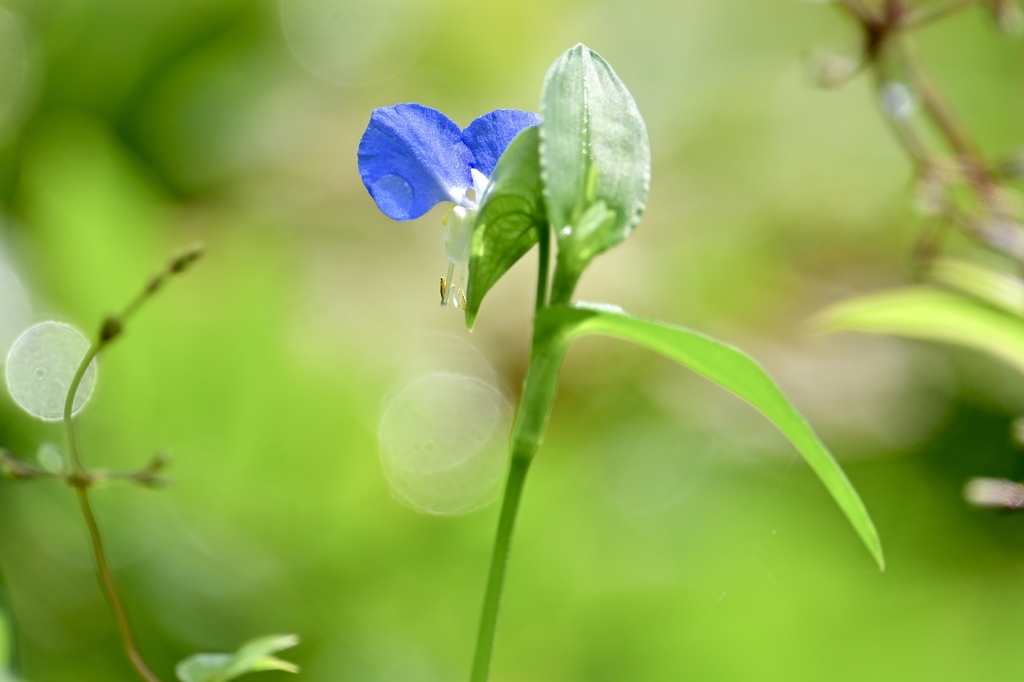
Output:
542 44 650 303
466 127 546 328
466 44 651 326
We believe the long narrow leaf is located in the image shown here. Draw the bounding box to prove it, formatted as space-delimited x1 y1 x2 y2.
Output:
817 286 1024 376
538 304 884 569
929 260 1024 317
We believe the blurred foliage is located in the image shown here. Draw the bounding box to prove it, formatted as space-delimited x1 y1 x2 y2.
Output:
0 0 1023 681
176 634 299 682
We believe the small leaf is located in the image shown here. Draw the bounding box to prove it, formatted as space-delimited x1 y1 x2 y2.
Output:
176 634 299 682
176 654 234 682
817 286 1024 376
465 126 546 328
537 304 884 570
220 635 299 678
540 44 650 302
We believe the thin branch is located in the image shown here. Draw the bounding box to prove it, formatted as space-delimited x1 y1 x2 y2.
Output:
829 0 1017 265
56 245 204 682
895 38 993 190
903 0 985 28
63 341 161 682
836 0 878 23
73 485 161 682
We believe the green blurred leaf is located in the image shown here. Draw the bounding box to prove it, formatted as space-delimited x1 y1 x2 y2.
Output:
929 259 1024 317
465 126 546 329
176 634 299 682
0 567 19 679
540 44 650 302
817 286 1024 376
536 303 884 569
0 611 8 673
21 116 168 321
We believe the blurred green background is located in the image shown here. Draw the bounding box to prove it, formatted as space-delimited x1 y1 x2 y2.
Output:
0 0 1023 679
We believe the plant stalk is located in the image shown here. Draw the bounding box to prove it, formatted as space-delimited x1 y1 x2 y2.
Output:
63 341 161 682
469 227 561 681
72 485 160 682
468 451 532 682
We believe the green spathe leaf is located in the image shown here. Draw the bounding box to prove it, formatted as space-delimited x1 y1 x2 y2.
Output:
465 126 546 328
176 634 299 682
534 304 884 570
540 44 650 303
817 286 1024 376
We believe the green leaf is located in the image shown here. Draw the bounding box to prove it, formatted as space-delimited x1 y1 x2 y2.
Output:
817 286 1024 376
535 304 884 570
177 654 238 682
928 259 1024 317
176 634 299 682
540 44 650 302
465 126 546 329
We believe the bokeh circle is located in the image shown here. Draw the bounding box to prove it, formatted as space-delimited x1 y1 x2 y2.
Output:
6 322 96 421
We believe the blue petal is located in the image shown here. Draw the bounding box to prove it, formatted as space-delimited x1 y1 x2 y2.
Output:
358 104 476 221
462 109 542 178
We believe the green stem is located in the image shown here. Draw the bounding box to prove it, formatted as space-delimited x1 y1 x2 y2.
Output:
0 564 22 676
536 228 551 311
468 338 566 681
63 343 100 477
469 228 566 681
72 486 160 682
38 248 200 682
63 341 161 682
468 342 568 680
468 451 531 682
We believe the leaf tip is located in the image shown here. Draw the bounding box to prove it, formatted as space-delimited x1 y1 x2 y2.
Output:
864 528 885 572
870 541 885 572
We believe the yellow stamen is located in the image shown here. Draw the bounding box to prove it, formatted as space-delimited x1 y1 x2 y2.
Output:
441 261 456 307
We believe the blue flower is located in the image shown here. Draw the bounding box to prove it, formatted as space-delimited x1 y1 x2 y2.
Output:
358 103 540 307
